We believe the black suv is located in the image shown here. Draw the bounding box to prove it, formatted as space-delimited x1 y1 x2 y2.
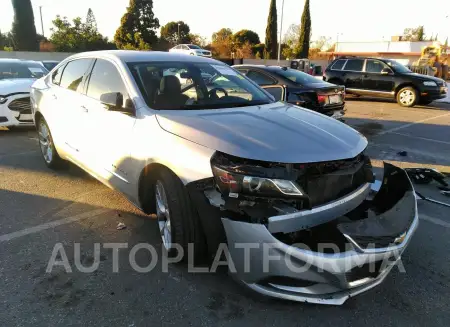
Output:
324 57 448 107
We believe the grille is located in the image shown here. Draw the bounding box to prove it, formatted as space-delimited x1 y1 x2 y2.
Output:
8 97 31 114
349 235 398 249
297 154 371 207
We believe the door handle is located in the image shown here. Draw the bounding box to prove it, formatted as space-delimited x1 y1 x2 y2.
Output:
81 105 89 113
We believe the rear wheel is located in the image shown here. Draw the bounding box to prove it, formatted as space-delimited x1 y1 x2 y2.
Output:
396 87 418 107
154 169 206 259
37 118 66 169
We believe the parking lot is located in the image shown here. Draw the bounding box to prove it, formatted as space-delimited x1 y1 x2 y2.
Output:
1 99 450 326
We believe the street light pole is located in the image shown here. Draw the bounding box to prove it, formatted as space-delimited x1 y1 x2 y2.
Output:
39 6 44 37
178 23 181 44
277 0 285 63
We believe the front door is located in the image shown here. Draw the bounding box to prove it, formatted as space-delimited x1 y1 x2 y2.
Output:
81 58 136 196
363 59 395 95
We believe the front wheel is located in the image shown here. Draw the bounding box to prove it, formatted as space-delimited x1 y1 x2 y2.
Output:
37 118 66 169
396 87 418 107
154 169 206 259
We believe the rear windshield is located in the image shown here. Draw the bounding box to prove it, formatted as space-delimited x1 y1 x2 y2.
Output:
128 61 272 110
0 61 48 80
274 68 323 84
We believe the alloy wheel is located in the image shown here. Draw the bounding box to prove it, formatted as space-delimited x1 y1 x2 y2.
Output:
155 180 172 250
38 121 53 164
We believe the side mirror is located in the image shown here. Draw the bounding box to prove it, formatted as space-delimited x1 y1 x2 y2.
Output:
100 92 134 115
381 68 393 75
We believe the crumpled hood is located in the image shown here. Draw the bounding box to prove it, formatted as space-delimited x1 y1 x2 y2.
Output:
0 78 34 95
156 103 367 163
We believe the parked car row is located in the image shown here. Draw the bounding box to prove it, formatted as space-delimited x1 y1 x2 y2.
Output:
27 50 418 305
324 56 447 107
0 59 49 128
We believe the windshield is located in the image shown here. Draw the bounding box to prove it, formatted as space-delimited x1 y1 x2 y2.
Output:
0 61 48 80
274 68 323 84
187 45 201 49
384 59 412 73
128 61 272 110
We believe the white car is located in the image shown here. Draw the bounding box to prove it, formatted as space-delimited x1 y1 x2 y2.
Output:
169 44 212 57
30 51 417 305
0 59 48 128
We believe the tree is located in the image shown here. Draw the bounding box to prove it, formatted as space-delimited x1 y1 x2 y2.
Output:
189 33 207 48
233 29 260 46
403 26 425 41
160 21 191 46
10 0 38 51
50 14 115 52
445 37 448 48
211 28 233 58
212 28 233 43
312 36 332 51
0 30 14 50
264 0 277 59
114 0 159 50
85 8 98 34
297 0 311 58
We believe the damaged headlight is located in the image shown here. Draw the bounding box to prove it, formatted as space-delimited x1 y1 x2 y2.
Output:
211 165 303 198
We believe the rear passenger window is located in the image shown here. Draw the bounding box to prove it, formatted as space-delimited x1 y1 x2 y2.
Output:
59 59 93 92
86 59 129 107
343 59 364 72
51 64 65 85
331 60 346 70
246 71 275 86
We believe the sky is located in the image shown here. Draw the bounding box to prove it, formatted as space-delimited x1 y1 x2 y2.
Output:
1 0 449 44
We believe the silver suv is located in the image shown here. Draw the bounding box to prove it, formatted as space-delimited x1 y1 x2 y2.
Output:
31 51 418 305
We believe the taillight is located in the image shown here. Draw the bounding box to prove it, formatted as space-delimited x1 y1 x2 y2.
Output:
317 95 327 104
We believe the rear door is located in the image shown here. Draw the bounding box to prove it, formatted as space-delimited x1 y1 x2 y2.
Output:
49 58 93 159
82 58 136 195
363 59 395 95
341 58 365 91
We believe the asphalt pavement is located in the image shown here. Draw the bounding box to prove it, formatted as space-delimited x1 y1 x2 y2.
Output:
1 99 450 327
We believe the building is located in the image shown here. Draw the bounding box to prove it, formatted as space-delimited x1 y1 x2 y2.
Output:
322 39 438 66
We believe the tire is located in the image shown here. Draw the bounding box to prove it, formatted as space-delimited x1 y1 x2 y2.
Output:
396 86 418 107
154 168 206 260
37 117 66 169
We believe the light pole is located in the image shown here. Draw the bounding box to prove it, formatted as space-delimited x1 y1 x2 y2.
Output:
277 0 285 63
177 23 181 44
39 6 44 37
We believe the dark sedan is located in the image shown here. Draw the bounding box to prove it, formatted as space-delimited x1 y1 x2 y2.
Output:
233 65 346 120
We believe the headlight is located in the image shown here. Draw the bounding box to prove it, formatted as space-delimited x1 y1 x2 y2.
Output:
211 165 304 198
423 81 437 87
0 96 7 104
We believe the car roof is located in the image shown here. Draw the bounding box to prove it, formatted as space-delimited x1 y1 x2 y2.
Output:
233 64 291 72
67 50 218 64
0 58 42 64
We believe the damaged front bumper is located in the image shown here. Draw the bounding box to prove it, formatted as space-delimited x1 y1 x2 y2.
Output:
201 163 418 305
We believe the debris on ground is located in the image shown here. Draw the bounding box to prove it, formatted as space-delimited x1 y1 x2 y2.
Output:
405 168 448 186
116 222 126 230
397 151 408 157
